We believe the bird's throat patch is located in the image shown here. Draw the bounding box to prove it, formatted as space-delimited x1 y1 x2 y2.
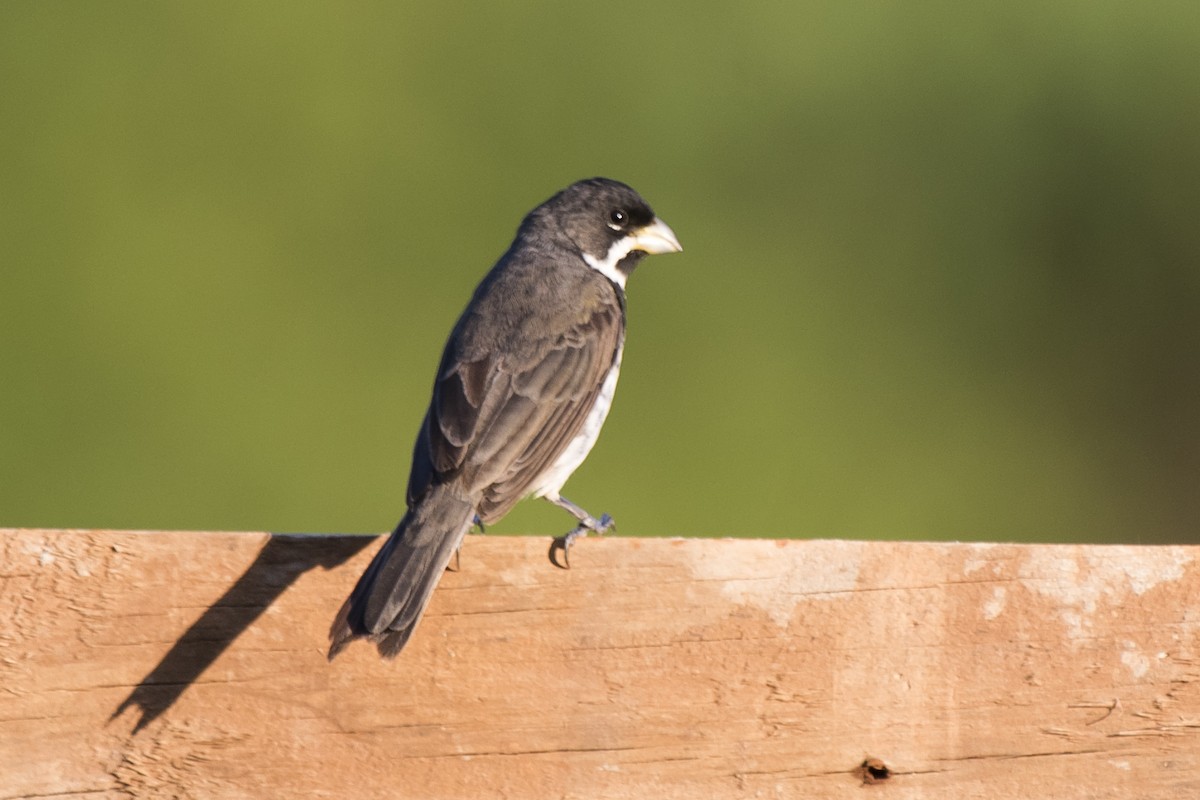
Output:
582 237 637 289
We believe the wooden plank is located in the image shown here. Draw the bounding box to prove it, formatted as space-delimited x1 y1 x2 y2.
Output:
1 529 1198 799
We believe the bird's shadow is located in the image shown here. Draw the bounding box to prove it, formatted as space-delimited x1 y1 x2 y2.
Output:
110 533 376 734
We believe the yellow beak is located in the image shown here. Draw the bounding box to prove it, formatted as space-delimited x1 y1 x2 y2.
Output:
631 217 683 254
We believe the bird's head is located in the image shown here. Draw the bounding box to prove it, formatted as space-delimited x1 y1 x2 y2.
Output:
524 177 682 288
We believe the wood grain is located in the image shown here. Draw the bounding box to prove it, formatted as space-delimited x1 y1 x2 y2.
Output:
2 529 1198 799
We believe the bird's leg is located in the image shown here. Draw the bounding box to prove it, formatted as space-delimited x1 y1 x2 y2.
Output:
547 494 613 531
546 495 614 569
448 515 485 574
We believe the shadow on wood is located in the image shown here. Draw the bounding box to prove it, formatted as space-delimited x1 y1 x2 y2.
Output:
111 533 376 733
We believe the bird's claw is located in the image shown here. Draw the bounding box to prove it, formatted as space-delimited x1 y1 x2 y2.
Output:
548 513 614 569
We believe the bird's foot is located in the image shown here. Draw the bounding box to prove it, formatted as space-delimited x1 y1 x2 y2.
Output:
549 513 614 569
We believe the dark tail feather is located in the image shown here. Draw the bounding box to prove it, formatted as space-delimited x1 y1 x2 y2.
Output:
328 484 474 660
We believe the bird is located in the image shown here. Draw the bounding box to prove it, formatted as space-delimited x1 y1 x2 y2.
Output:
328 177 682 659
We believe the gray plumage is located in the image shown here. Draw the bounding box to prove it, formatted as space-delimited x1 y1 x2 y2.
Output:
329 178 681 659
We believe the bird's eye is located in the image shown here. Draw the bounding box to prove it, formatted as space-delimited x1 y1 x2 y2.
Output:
608 209 628 230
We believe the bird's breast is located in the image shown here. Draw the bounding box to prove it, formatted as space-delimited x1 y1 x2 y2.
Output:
528 345 624 500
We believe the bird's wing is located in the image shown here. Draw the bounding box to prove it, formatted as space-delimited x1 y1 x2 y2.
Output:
412 295 622 522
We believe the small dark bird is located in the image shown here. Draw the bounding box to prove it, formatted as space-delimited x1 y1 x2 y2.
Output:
329 178 682 659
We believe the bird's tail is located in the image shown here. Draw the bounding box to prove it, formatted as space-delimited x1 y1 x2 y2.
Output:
328 483 475 660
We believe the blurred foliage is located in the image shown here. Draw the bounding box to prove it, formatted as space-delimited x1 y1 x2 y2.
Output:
2 2 1198 543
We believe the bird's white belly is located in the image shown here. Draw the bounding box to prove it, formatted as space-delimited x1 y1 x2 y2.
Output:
530 346 623 500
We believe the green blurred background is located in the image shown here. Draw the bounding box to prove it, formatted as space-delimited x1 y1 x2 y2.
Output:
3 2 1198 543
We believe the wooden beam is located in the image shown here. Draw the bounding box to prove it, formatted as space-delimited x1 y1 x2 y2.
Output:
2 529 1198 798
